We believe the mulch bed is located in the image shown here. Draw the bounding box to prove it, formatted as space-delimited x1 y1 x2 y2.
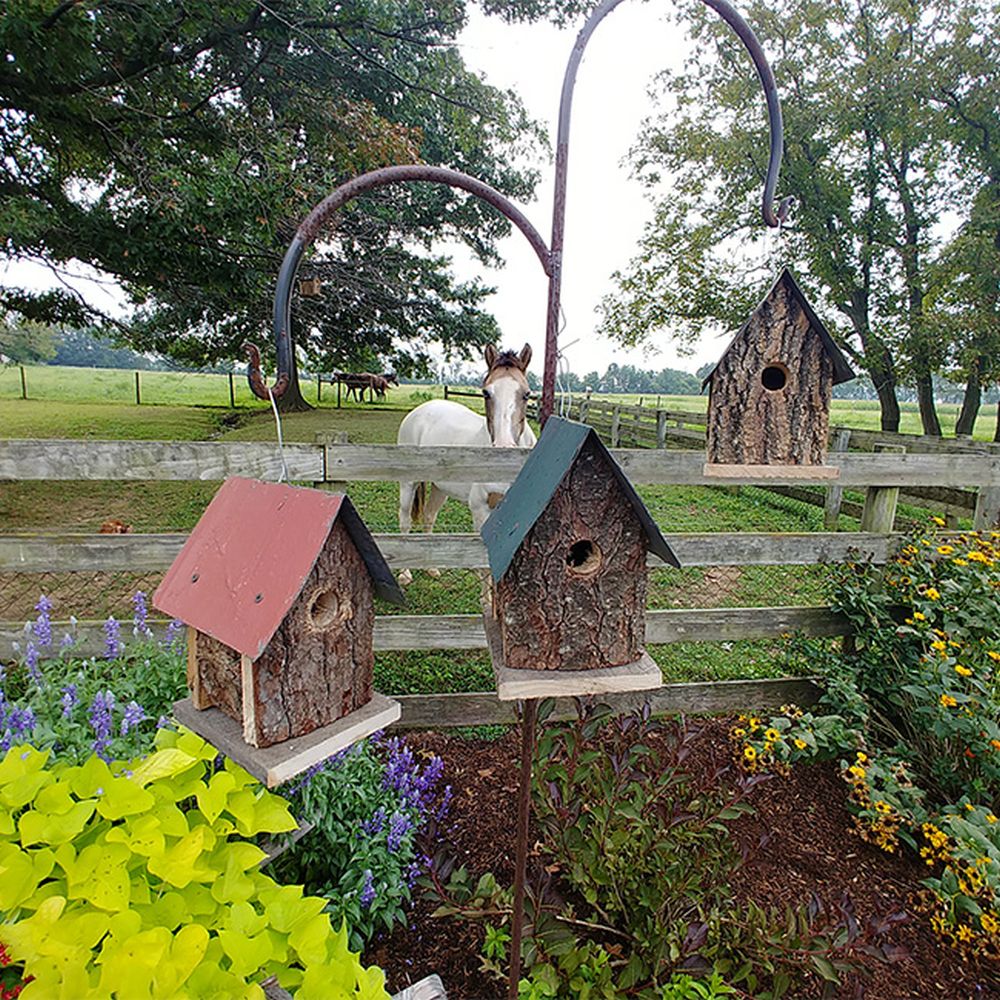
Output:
366 719 1000 999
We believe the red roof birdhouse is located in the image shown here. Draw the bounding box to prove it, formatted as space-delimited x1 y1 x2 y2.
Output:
154 477 403 784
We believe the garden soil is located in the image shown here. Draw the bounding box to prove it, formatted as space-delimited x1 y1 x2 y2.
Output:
366 719 1000 1000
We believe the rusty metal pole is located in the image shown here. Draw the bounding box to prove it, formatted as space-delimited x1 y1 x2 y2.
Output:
507 698 537 998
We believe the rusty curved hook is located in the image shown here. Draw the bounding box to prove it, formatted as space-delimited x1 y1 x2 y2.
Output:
245 164 552 401
539 0 790 424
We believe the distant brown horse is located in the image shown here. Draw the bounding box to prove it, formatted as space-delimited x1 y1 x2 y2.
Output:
334 371 398 402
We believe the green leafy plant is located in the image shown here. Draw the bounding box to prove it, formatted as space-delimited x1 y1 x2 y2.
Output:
0 728 389 998
273 734 450 950
426 704 904 998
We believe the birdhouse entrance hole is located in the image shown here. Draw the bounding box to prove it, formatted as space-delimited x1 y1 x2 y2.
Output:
760 363 789 392
566 539 602 577
308 587 348 630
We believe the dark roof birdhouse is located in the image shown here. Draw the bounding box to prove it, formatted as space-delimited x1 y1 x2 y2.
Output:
154 477 403 784
702 268 854 475
481 417 679 699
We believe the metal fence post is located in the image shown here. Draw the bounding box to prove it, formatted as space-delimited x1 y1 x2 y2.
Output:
135 371 141 405
229 372 236 408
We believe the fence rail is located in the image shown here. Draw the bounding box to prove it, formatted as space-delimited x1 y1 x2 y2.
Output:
3 437 998 717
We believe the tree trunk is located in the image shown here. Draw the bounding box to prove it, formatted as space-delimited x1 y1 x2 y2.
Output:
915 371 943 437
955 357 984 437
870 352 901 432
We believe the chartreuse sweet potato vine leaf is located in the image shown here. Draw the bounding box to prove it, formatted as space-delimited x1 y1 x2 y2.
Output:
0 732 390 998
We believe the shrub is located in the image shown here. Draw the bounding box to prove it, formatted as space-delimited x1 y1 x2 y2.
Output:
273 734 451 951
2 594 187 763
0 729 389 999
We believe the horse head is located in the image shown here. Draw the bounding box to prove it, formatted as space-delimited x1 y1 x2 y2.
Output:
482 343 532 447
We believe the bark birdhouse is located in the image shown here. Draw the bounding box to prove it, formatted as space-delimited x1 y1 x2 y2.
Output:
153 478 404 784
481 416 679 700
703 268 854 477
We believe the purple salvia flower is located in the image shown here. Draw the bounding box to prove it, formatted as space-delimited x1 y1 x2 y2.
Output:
24 642 42 685
9 706 35 737
361 806 387 837
59 632 75 652
359 869 376 909
386 811 413 853
162 618 184 651
132 591 153 639
60 684 78 719
103 617 123 659
405 860 423 890
436 784 454 823
0 732 11 752
89 690 115 760
32 595 53 648
120 700 145 735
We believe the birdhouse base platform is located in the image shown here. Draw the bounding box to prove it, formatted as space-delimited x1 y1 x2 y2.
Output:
484 610 662 701
173 692 401 788
702 462 840 481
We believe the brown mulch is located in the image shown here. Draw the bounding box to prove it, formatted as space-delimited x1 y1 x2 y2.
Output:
366 720 1000 1000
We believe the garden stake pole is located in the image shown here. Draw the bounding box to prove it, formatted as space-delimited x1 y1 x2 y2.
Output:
508 697 537 999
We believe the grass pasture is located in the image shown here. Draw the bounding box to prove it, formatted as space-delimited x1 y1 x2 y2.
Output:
1 365 974 691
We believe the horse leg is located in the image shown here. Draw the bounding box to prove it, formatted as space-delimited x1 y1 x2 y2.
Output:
421 485 448 578
397 481 418 587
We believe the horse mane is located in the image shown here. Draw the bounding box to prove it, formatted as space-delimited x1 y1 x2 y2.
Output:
489 350 526 371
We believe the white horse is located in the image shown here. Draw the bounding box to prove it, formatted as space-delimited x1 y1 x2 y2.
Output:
396 343 536 585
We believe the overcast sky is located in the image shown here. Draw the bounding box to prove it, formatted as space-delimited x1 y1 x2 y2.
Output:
453 3 737 377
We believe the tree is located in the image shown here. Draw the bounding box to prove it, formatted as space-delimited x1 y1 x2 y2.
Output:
599 0 975 433
928 1 1000 439
0 0 573 409
0 316 57 364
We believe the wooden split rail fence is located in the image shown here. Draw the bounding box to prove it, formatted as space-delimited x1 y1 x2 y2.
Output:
2 438 999 726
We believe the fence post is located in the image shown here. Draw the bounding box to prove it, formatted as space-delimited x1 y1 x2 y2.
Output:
135 371 141 405
19 366 26 399
610 405 621 447
823 428 852 530
579 393 590 423
974 488 1000 530
315 431 349 493
317 373 322 403
860 443 905 533
229 373 236 408
337 379 341 409
656 410 667 449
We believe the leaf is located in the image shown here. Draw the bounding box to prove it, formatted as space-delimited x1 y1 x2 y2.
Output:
810 954 840 983
65 842 131 912
94 774 156 821
196 770 236 824
19 799 96 847
147 826 216 888
131 747 197 787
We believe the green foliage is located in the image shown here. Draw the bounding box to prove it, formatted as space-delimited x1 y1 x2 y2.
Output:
753 521 1000 958
428 705 901 998
273 735 450 951
0 730 389 998
0 319 57 366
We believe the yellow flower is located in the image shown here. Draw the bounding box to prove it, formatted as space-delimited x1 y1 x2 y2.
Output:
874 800 892 815
988 651 1000 663
848 764 866 781
913 611 926 621
765 728 782 742
987 814 998 824
926 588 941 600
794 738 807 750
953 558 969 566
743 745 757 761
955 665 973 677
931 640 947 652
937 545 955 555
968 551 988 563
856 751 868 763
731 727 746 738
940 693 958 708
932 516 946 527
957 925 974 943
990 741 1000 752
981 913 999 935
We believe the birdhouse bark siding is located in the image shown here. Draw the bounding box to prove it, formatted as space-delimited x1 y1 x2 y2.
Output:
706 280 835 466
191 519 374 748
493 442 648 671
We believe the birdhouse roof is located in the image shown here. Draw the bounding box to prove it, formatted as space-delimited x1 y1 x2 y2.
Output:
481 416 680 582
701 268 855 389
153 477 403 659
